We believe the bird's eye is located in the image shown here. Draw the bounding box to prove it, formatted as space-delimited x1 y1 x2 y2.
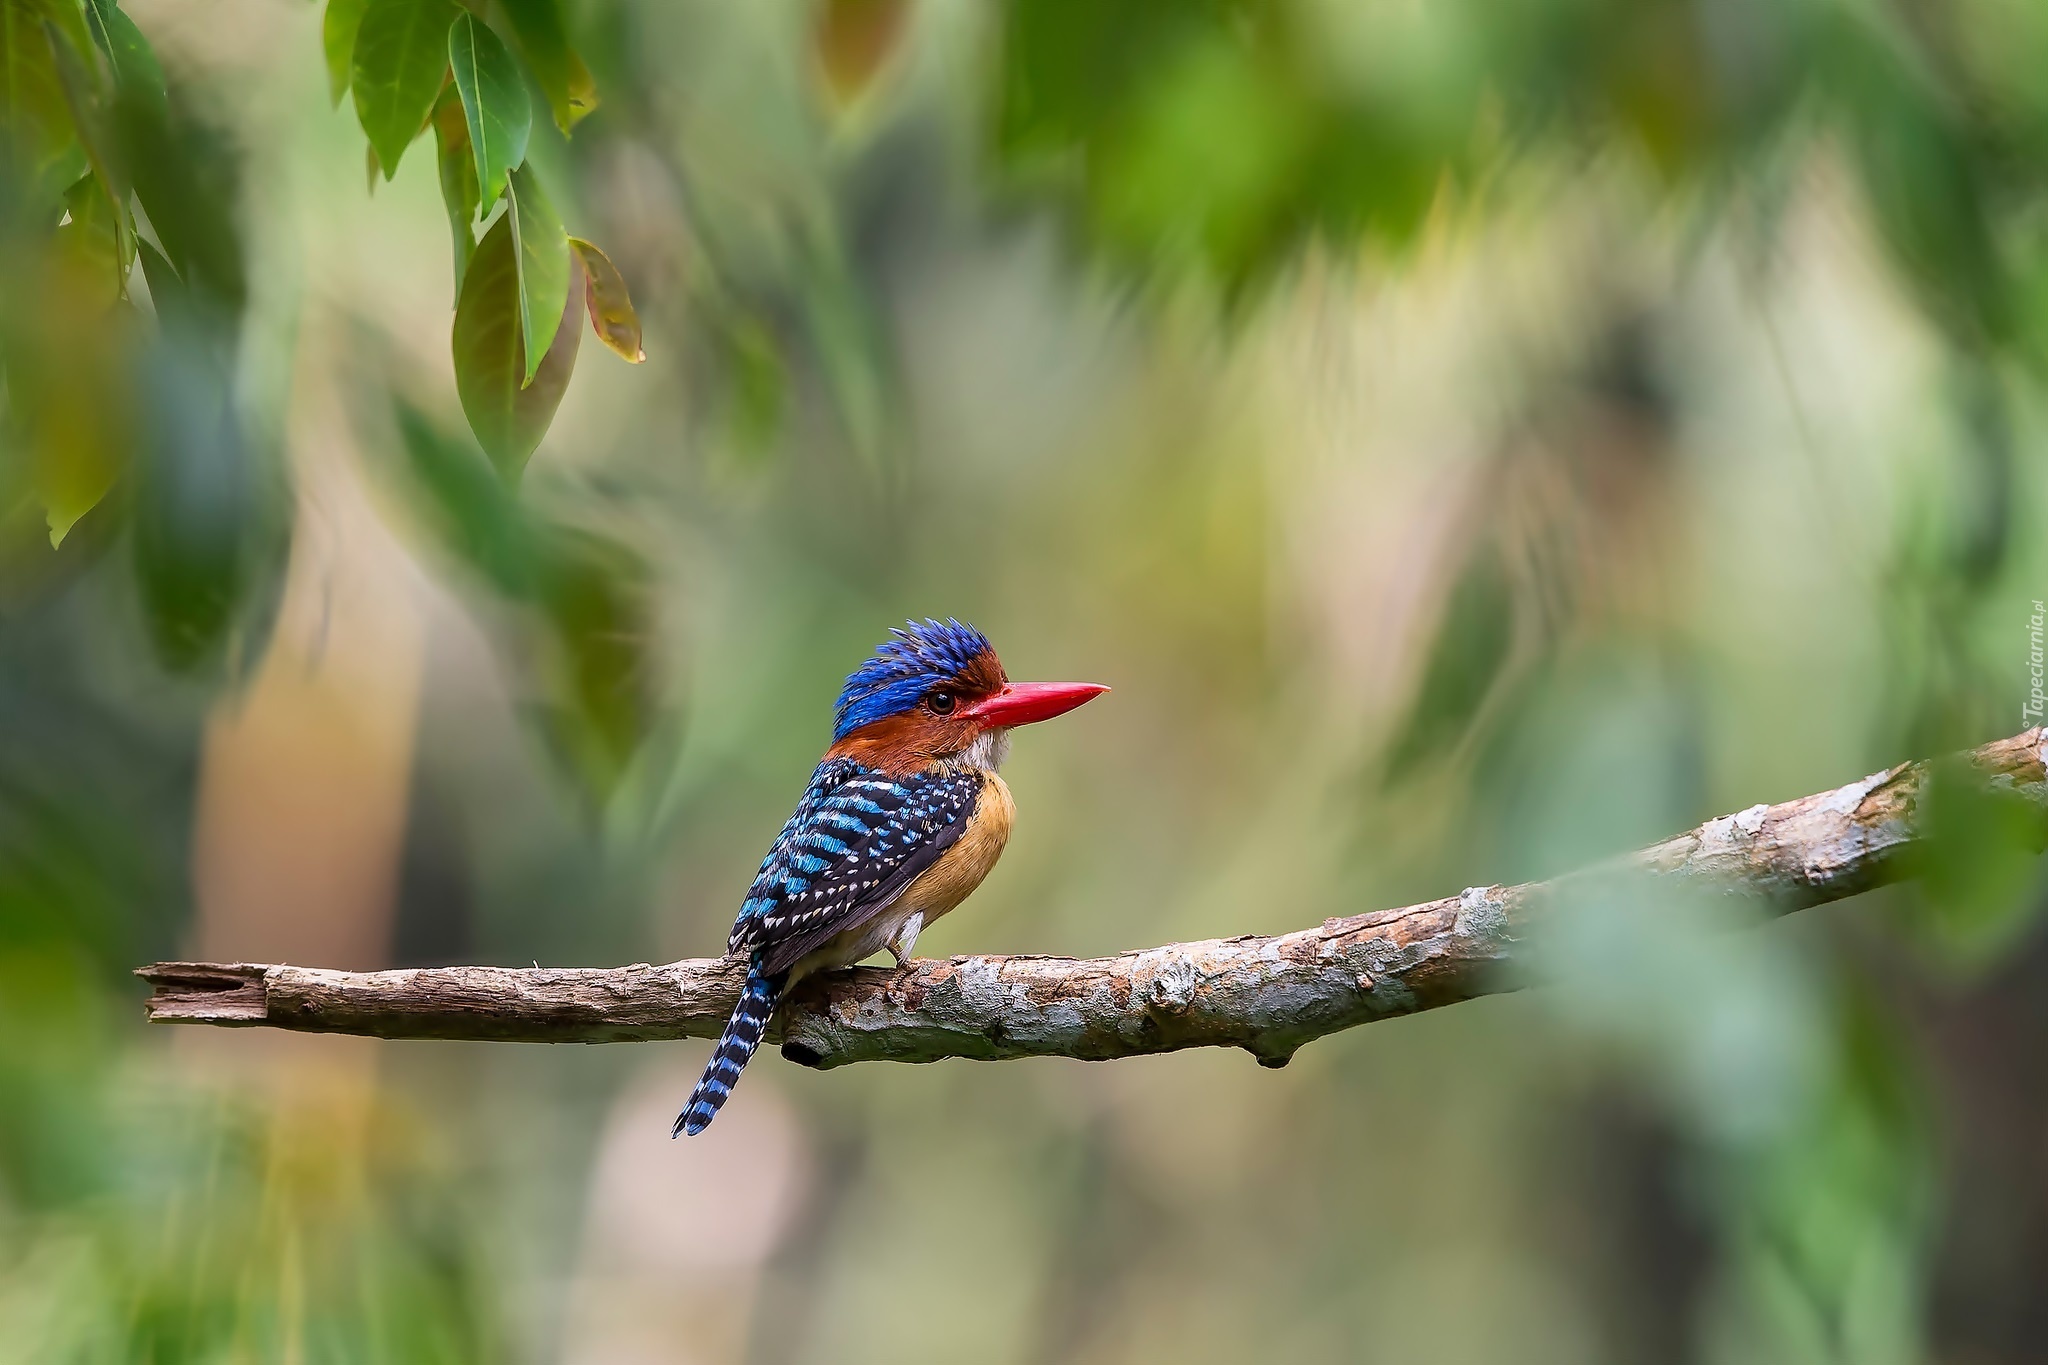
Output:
926 691 957 715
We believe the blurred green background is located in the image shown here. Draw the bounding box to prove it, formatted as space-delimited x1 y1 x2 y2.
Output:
5 0 2048 1361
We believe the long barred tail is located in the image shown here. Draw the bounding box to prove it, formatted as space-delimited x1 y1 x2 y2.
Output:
674 961 783 1137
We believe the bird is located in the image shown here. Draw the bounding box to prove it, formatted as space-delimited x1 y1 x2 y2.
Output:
675 618 1107 1137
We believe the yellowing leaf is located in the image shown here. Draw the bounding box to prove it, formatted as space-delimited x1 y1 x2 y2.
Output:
40 453 116 547
34 306 129 550
22 232 138 547
567 237 643 363
453 210 581 478
814 0 911 108
39 418 118 548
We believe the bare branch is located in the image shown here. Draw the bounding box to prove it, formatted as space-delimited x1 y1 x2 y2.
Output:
139 729 2048 1069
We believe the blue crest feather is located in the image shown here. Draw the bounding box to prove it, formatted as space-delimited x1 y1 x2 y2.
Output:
833 619 992 739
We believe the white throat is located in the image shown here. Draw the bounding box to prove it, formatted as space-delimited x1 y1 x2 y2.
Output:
952 728 1011 773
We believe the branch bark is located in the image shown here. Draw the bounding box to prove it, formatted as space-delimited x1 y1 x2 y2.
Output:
139 729 2048 1070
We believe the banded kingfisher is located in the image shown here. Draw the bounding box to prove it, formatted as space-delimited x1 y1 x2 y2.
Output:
675 619 1108 1137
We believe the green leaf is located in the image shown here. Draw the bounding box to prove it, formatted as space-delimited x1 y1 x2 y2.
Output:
1381 538 1515 784
448 12 527 207
396 404 652 802
532 525 652 801
61 169 119 244
109 18 244 314
723 313 785 456
394 401 534 595
32 345 123 547
25 182 134 547
1899 758 2048 970
432 85 478 291
497 0 595 133
0 0 79 184
39 0 93 68
49 13 125 230
799 245 887 469
506 162 568 385
39 463 113 550
322 0 368 106
133 233 181 317
567 237 643 363
452 208 581 477
85 0 164 119
55 170 131 304
131 337 250 670
350 0 456 179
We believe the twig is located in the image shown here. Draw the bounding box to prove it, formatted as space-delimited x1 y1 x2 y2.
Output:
138 729 2048 1070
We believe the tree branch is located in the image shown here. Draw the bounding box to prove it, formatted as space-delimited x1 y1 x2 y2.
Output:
139 729 2048 1069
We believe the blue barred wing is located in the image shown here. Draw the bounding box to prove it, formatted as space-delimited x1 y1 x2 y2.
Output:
729 760 980 976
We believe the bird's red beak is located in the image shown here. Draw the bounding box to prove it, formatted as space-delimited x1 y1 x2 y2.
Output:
961 681 1109 728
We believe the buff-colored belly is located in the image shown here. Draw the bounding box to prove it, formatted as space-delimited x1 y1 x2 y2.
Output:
791 771 1014 980
899 771 1014 923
